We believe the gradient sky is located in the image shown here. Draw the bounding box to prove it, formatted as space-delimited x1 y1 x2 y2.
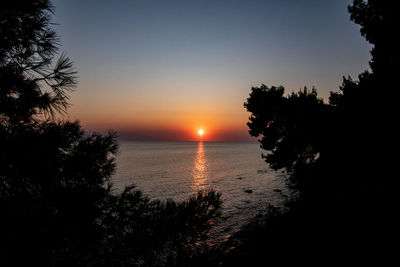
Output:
53 0 371 141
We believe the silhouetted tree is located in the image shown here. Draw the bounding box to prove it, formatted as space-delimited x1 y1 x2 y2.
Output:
226 0 397 264
0 1 221 266
244 0 396 208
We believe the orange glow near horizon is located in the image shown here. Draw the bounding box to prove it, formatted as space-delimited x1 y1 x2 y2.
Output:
64 76 257 142
72 116 254 141
67 95 255 141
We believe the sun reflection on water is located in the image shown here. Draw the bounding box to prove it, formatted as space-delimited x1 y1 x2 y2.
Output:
191 141 208 191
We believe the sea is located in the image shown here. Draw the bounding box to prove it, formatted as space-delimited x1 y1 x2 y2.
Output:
112 141 289 242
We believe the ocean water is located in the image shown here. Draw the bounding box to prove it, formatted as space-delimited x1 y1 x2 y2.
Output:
113 141 288 241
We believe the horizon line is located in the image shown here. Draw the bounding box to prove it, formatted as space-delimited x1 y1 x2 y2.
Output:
116 138 258 143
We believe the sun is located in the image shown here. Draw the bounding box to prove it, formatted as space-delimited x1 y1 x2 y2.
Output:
198 129 204 136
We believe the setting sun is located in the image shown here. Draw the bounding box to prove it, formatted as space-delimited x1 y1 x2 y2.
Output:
198 129 204 136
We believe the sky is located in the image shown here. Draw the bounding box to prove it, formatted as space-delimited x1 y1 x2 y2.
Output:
52 0 371 141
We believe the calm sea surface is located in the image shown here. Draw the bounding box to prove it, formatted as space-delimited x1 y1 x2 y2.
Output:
113 141 288 241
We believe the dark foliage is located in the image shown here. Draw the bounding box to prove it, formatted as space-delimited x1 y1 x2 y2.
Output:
244 86 327 173
96 188 221 266
228 0 398 264
0 1 221 266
